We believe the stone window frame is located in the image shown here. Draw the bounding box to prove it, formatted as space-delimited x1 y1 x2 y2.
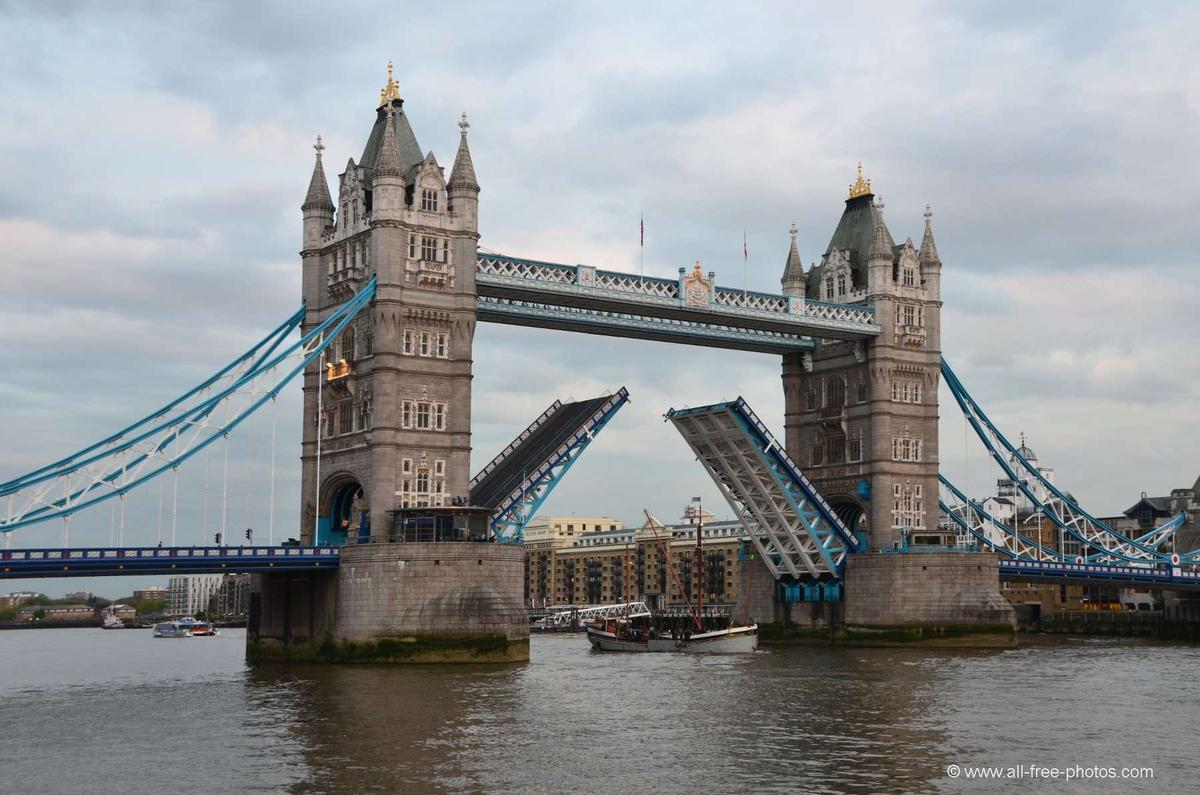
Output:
403 329 414 355
436 332 449 358
421 235 439 262
421 188 439 212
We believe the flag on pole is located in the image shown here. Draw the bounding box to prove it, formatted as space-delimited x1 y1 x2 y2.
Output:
743 229 748 262
640 214 644 248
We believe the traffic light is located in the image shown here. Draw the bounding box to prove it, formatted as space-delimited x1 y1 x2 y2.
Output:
245 528 253 542
214 532 222 546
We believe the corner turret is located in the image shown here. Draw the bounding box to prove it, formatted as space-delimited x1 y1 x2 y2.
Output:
780 223 806 298
448 112 480 231
302 135 334 249
372 107 406 219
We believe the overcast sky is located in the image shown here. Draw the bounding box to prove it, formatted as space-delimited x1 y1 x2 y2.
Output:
2 1 1198 596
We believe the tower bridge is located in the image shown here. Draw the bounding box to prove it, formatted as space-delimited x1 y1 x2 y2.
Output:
2 65 1195 659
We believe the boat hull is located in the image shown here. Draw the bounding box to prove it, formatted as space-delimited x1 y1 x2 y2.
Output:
586 624 758 653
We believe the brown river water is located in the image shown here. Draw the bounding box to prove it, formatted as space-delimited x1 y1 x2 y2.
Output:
0 629 1195 794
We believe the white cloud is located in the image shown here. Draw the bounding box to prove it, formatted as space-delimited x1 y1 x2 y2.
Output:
2 2 1199 596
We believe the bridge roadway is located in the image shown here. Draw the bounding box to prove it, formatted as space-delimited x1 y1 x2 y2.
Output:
475 254 881 353
0 545 338 579
999 559 1200 590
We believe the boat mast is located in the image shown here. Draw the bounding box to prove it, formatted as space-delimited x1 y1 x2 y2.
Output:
642 509 700 631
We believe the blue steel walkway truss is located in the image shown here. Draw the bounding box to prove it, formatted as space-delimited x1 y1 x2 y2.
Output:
470 389 630 544
667 397 861 580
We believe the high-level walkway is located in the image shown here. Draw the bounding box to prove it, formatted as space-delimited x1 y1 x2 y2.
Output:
476 254 881 353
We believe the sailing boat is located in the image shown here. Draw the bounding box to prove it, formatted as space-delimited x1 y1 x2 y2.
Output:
584 502 757 653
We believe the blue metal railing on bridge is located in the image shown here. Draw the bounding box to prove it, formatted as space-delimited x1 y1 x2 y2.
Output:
0 545 339 579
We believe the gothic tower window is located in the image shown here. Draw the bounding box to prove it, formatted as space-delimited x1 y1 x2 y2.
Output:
421 236 438 261
826 430 846 464
806 389 817 411
825 277 834 300
826 377 845 409
408 234 416 259
837 273 847 297
421 188 438 212
903 267 915 287
436 332 449 358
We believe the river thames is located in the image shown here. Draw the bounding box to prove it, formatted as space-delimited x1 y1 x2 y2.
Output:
0 629 1193 794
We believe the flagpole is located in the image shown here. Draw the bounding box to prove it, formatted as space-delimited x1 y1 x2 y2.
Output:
743 228 748 296
639 212 645 291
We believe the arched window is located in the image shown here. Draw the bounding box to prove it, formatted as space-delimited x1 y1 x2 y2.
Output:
837 273 847 296
825 277 834 300
826 378 845 409
806 389 817 411
857 382 868 403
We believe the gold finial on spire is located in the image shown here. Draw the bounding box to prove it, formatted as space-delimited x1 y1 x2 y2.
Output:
848 161 873 199
379 60 401 107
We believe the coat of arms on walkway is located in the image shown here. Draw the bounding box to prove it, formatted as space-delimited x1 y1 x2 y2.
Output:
683 261 711 307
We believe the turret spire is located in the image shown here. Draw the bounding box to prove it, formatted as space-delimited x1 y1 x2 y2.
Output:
302 134 334 211
868 207 893 262
919 204 941 266
780 224 807 297
448 112 480 193
373 107 403 179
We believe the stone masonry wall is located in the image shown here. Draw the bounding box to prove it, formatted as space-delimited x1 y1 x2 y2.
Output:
843 551 1015 629
334 542 528 648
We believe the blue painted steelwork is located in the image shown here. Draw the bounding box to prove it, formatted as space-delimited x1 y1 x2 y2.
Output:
940 357 1194 564
485 389 630 544
999 559 1200 590
2 278 377 534
476 296 815 353
939 475 1068 562
0 545 339 579
667 397 860 581
0 308 305 494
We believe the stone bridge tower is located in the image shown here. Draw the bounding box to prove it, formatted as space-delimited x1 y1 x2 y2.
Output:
299 63 481 544
250 67 525 664
780 166 944 552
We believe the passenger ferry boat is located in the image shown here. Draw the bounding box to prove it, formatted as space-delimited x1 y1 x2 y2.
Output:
152 619 218 638
153 621 190 638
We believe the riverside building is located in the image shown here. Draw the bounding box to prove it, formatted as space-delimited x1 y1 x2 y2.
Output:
524 507 752 609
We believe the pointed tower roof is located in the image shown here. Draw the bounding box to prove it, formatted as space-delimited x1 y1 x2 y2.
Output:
302 135 335 211
360 63 425 179
448 112 479 192
919 205 941 266
782 223 805 281
823 164 895 284
373 108 404 178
